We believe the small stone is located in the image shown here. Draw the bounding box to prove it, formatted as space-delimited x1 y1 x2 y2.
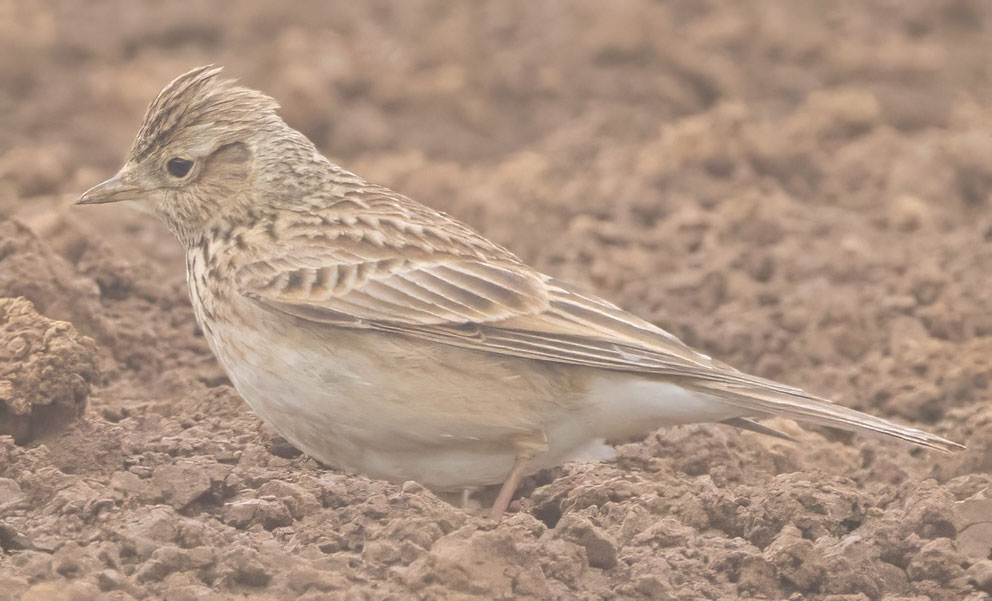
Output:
967 559 992 594
401 480 427 495
221 497 292 530
265 434 302 459
256 479 321 518
764 524 825 591
953 495 992 560
152 462 212 509
135 546 188 583
0 478 24 507
634 575 673 598
907 538 966 582
97 569 122 591
554 514 618 570
512 564 552 598
0 522 32 551
956 523 992 560
124 506 186 560
221 547 270 587
952 496 992 530
109 471 152 501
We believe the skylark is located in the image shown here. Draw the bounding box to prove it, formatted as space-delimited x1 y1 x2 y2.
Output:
78 67 962 518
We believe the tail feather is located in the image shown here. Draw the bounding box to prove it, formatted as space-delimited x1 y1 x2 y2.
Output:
721 417 796 441
693 382 964 453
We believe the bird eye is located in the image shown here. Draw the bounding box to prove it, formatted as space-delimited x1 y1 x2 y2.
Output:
166 157 194 178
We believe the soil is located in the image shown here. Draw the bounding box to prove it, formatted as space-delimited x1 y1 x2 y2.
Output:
1 1 992 599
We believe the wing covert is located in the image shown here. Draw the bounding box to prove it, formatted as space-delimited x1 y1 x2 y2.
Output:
234 200 784 390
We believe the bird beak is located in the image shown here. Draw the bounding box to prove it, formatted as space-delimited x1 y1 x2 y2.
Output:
76 169 142 205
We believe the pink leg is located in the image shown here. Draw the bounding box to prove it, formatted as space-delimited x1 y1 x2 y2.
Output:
489 455 532 520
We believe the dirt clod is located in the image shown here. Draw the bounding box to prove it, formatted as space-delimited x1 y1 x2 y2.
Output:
0 297 97 444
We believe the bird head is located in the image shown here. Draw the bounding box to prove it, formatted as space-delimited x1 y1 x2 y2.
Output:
77 66 308 246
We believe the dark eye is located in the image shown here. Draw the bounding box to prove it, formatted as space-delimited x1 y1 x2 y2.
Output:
167 157 194 178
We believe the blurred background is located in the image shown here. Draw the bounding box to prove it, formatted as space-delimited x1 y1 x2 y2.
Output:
1 1 991 599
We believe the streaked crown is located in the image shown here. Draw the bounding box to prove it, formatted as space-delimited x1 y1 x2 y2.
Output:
129 66 279 164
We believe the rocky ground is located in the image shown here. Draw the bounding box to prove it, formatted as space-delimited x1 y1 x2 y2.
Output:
1 1 991 599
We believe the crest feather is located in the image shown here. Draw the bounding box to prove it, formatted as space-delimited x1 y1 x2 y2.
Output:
129 65 279 163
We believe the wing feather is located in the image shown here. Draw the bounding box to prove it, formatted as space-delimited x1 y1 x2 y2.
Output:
233 201 963 453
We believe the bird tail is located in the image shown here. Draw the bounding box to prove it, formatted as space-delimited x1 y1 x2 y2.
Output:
692 381 964 453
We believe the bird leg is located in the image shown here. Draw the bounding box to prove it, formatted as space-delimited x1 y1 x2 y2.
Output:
489 454 532 520
489 430 548 520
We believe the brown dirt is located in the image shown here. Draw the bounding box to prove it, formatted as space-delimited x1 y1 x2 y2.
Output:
0 294 97 444
1 1 991 599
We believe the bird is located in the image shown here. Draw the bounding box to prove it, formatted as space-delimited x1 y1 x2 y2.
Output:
77 66 963 519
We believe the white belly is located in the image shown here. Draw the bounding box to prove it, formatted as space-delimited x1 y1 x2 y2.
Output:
198 294 740 490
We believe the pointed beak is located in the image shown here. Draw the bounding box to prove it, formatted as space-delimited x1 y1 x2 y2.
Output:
76 169 142 205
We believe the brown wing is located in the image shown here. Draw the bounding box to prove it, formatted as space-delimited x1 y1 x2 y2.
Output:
235 198 962 452
240 254 551 326
234 201 751 384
